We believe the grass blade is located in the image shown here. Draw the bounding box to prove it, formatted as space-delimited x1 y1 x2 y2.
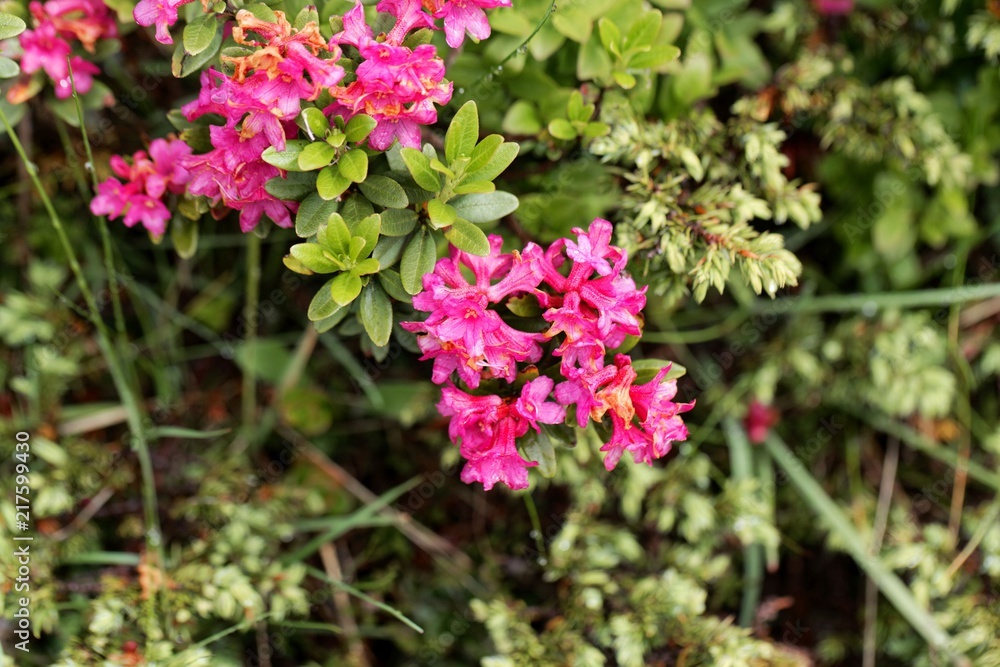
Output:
764 433 968 666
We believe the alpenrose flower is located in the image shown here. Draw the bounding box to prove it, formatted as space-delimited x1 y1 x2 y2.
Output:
133 0 194 44
90 138 192 237
331 3 452 150
404 219 693 490
7 0 116 102
181 10 345 231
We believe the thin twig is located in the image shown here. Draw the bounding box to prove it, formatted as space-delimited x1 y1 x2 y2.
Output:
863 436 899 667
320 543 369 667
944 500 1000 581
52 486 115 542
281 425 476 574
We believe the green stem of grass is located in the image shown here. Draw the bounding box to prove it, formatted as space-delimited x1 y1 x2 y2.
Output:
69 59 128 349
242 231 262 433
523 490 547 563
723 418 764 628
764 433 968 666
0 101 164 634
759 282 1000 314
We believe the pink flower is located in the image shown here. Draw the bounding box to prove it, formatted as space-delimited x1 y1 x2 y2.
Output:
411 219 693 489
378 0 436 46
513 376 565 432
744 400 779 444
438 378 563 490
133 0 194 45
422 0 511 48
18 22 73 83
183 126 297 232
332 3 452 150
597 356 693 471
539 219 645 372
439 385 534 490
401 237 545 388
34 0 117 51
814 0 852 15
91 138 192 237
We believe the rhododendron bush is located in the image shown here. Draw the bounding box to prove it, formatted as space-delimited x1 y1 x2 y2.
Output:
68 0 693 490
3 0 1000 664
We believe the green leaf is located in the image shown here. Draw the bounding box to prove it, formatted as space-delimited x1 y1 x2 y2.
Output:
0 55 19 78
612 70 637 89
265 171 317 201
183 14 219 56
464 142 519 183
372 234 408 269
338 148 369 183
262 140 310 171
314 307 349 333
359 175 408 208
453 181 495 195
340 195 375 223
548 118 578 141
171 25 223 77
450 191 519 223
319 213 352 255
348 213 381 256
170 214 198 259
241 3 277 22
523 431 557 478
317 165 351 200
631 359 686 383
566 90 593 123
359 282 393 347
502 100 543 136
0 14 27 40
624 10 661 51
583 121 610 139
344 114 377 143
283 255 312 275
443 218 490 256
445 100 479 163
378 270 411 303
467 134 505 173
291 243 340 273
298 142 336 171
308 279 343 321
506 294 542 317
300 107 330 139
329 272 363 306
352 257 380 276
429 158 455 177
379 208 418 236
400 228 437 294
295 192 339 238
628 44 681 69
293 5 319 31
426 199 457 228
400 147 441 191
597 17 621 57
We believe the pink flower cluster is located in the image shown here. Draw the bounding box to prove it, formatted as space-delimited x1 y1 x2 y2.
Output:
7 0 116 102
331 2 452 150
90 138 192 237
384 0 512 49
181 10 345 231
403 219 693 490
